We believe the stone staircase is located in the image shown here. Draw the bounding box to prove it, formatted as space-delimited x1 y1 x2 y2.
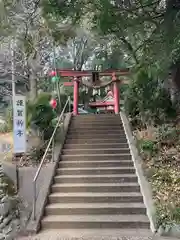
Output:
41 114 150 232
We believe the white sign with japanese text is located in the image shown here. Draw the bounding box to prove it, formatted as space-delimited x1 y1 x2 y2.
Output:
13 95 26 153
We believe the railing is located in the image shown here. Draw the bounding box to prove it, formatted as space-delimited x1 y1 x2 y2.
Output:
32 96 71 220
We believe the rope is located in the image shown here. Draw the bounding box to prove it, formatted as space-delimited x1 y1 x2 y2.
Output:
81 79 114 89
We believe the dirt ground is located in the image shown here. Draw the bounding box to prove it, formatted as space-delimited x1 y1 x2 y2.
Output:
0 132 42 162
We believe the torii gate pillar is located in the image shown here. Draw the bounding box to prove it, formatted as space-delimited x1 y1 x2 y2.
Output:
112 73 120 114
73 77 79 115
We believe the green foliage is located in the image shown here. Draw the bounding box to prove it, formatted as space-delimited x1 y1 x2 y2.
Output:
5 106 13 131
0 123 10 133
125 68 176 126
120 84 129 103
41 0 180 87
31 104 55 129
38 77 54 92
42 0 85 24
137 139 158 164
172 208 180 223
138 139 158 156
157 124 180 146
91 45 127 70
34 92 51 105
29 92 56 139
30 145 46 165
2 92 65 139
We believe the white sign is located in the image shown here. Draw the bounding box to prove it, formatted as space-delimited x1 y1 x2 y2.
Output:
13 95 26 153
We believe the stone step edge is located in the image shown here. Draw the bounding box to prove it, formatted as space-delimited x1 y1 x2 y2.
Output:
62 148 130 151
52 182 139 187
62 153 131 157
42 214 149 222
54 174 136 178
46 203 146 209
49 192 143 197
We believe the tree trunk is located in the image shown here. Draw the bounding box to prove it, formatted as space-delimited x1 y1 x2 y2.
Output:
29 74 37 101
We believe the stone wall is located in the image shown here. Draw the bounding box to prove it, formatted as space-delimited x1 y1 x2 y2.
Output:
1 113 72 234
0 165 22 240
120 111 156 233
1 162 56 233
2 162 55 207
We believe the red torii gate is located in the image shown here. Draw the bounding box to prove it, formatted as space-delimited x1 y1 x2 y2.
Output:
56 69 130 115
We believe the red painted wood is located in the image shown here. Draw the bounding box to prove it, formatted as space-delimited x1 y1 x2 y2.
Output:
89 101 114 107
58 69 129 77
107 90 114 97
113 81 119 114
59 72 129 77
63 82 73 86
73 79 79 115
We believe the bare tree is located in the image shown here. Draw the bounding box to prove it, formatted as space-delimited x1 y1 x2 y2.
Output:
57 29 98 71
0 0 74 101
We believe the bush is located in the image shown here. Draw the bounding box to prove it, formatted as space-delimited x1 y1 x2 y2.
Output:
125 68 176 127
34 92 51 105
30 145 46 165
29 92 57 140
5 106 13 131
137 139 158 161
0 123 10 133
139 139 157 153
157 124 180 146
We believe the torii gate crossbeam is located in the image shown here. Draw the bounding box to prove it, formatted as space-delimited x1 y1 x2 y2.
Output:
55 69 130 115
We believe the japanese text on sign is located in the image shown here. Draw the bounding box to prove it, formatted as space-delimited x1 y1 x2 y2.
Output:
13 95 26 153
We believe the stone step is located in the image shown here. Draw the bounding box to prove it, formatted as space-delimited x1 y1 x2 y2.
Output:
73 114 118 117
64 143 129 149
71 116 121 120
58 161 134 169
61 156 132 162
69 121 123 126
51 183 140 193
73 114 119 118
56 167 135 176
71 117 121 122
69 124 124 129
41 214 150 229
66 133 126 139
45 203 146 215
31 229 153 238
59 159 134 167
61 153 132 161
69 124 123 129
56 167 135 175
65 138 128 144
40 113 150 233
68 129 125 134
48 192 144 204
72 117 121 121
62 148 130 155
54 174 137 183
